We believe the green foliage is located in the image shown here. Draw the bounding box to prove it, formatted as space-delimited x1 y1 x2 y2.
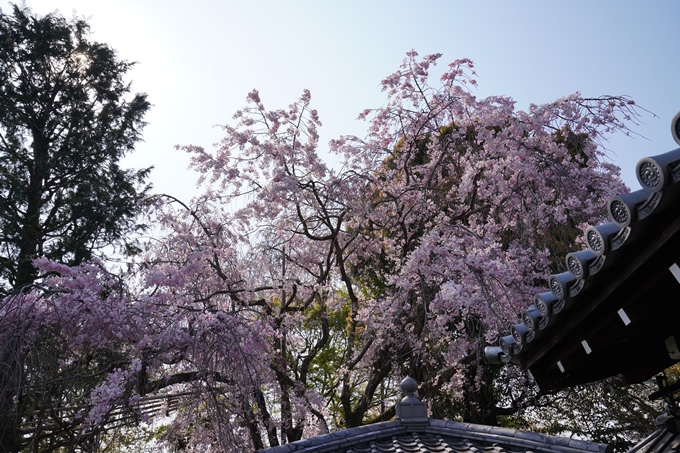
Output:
508 376 663 452
0 3 151 293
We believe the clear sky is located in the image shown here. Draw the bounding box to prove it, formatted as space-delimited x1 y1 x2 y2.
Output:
14 0 680 198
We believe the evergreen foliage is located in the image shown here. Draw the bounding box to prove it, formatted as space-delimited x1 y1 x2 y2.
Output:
0 4 150 293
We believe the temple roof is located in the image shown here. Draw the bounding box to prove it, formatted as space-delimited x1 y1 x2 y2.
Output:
485 131 680 392
257 419 612 453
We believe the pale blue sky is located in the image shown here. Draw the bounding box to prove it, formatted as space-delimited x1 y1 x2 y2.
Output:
16 0 680 197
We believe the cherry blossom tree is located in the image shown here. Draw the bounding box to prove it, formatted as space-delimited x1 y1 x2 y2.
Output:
331 53 633 425
1 52 647 452
168 51 638 444
0 250 276 452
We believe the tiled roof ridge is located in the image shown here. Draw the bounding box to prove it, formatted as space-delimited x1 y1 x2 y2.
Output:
255 420 405 453
255 418 612 453
484 142 680 372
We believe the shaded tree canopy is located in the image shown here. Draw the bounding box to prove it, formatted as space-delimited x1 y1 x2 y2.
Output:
0 3 150 294
512 377 662 452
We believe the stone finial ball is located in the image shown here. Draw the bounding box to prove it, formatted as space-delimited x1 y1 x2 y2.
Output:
401 376 418 395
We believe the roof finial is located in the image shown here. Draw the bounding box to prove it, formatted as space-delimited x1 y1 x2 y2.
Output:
396 377 428 432
400 376 419 402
